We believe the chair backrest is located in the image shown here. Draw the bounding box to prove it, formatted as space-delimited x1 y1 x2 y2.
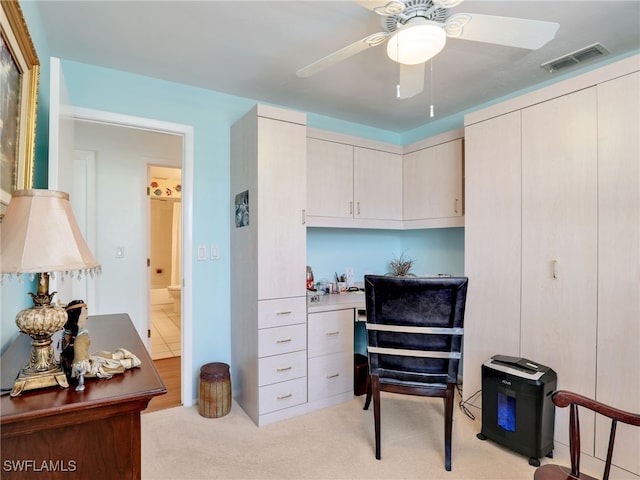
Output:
551 390 640 480
364 275 468 386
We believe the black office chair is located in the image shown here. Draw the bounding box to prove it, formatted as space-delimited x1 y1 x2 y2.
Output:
363 274 469 471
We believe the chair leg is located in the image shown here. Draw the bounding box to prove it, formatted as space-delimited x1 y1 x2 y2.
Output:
372 375 382 460
444 382 455 471
363 374 372 410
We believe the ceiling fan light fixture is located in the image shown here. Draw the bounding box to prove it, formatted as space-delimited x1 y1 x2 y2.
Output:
387 19 446 65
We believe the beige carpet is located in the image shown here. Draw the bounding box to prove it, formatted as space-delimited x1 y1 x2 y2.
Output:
141 391 550 480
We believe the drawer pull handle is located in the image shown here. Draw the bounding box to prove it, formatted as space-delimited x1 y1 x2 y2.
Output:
327 373 340 379
349 201 353 215
276 338 292 344
326 331 340 336
277 393 293 400
276 311 292 316
276 366 292 372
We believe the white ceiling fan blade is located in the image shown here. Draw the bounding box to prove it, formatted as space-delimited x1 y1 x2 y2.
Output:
353 0 405 15
398 63 424 99
296 32 388 78
445 13 559 50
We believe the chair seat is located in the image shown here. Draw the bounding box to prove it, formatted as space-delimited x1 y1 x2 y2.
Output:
534 464 597 480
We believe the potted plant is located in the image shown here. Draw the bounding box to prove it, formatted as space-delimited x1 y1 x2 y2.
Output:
387 252 415 277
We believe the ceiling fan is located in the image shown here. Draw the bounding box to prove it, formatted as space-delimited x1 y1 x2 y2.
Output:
296 0 559 99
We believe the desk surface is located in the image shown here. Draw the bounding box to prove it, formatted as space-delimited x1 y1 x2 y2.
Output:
1 313 166 428
307 291 366 314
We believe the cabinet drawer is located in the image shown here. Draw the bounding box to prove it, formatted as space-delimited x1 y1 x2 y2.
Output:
258 297 307 329
308 352 354 401
308 309 354 358
259 323 307 358
259 350 307 386
259 377 307 415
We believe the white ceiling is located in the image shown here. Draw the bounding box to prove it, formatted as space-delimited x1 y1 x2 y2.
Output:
34 1 640 133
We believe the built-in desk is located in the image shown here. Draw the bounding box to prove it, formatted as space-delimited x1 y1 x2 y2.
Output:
1 313 166 480
307 291 366 315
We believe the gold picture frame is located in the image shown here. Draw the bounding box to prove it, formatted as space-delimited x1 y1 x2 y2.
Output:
1 0 39 215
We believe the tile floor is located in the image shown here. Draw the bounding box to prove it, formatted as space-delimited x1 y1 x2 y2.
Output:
150 303 181 360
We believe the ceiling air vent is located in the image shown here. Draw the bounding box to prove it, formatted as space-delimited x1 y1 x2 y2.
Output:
541 43 610 73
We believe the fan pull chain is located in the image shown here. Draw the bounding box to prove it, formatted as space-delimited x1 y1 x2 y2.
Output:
396 34 401 98
429 58 435 118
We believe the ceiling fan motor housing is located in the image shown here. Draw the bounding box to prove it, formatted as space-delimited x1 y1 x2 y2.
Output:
383 0 450 33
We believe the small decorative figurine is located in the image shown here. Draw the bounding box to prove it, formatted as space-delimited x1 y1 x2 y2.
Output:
60 300 141 392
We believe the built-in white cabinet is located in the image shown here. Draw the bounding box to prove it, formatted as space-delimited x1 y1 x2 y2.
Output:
463 58 639 476
307 309 354 409
403 129 464 228
307 128 464 229
231 105 308 426
306 132 402 228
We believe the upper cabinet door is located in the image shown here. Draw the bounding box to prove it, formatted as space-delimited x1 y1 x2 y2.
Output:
353 147 402 220
306 138 353 218
403 139 463 220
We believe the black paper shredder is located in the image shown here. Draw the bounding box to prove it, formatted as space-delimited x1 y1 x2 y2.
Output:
478 354 557 467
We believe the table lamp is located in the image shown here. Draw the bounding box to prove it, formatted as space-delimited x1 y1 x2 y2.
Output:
0 189 101 396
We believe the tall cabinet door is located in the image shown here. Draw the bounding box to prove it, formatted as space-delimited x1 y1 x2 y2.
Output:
596 71 640 475
521 88 599 448
463 111 522 402
257 116 307 300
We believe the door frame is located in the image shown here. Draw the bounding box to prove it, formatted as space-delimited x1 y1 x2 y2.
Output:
71 106 195 407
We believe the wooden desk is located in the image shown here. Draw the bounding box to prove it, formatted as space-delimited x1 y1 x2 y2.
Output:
1 313 166 480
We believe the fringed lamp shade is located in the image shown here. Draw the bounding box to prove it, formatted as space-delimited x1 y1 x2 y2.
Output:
0 189 101 396
1 189 100 279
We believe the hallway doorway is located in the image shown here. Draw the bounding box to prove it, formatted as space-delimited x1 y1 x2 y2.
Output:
65 110 194 408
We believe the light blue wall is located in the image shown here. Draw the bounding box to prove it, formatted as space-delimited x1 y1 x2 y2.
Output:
307 227 464 284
